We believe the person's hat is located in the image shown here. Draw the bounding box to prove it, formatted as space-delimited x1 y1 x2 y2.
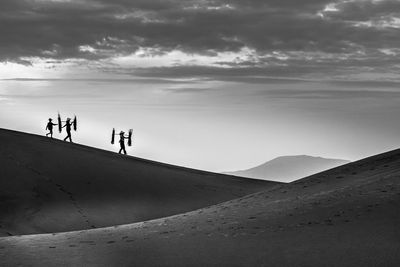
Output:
67 118 71 120
120 131 125 134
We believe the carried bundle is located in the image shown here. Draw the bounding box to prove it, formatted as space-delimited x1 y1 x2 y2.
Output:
111 128 133 146
73 115 77 131
128 129 133 146
58 113 62 133
58 113 78 132
111 128 115 144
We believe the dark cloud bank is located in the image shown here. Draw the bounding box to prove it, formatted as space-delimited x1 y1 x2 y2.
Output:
0 0 399 79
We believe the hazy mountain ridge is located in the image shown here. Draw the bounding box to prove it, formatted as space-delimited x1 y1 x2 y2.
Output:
226 155 350 182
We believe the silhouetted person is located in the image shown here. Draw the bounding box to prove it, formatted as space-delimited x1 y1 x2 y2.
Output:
63 118 73 142
46 118 57 138
119 131 128 155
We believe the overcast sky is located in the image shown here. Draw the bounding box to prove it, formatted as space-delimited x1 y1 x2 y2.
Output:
1 0 400 172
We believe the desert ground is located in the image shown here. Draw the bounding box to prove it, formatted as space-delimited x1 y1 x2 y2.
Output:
1 129 400 266
0 129 275 236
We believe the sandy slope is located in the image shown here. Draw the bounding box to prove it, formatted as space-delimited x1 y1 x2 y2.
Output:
1 146 400 266
0 129 276 236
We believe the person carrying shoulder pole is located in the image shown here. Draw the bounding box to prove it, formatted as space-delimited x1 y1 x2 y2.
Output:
118 131 129 154
58 113 77 143
111 128 133 155
63 118 73 142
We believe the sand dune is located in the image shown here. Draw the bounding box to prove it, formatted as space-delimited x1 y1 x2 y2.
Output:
0 129 277 236
1 130 400 266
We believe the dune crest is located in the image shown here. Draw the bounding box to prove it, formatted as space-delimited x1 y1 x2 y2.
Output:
1 129 400 266
0 129 278 236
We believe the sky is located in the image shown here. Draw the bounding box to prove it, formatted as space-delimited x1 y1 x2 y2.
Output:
1 0 400 172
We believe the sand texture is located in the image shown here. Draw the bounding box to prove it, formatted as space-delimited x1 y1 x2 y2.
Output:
1 129 400 266
0 129 276 236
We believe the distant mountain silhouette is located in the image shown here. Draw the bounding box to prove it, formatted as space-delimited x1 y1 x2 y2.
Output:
225 155 350 182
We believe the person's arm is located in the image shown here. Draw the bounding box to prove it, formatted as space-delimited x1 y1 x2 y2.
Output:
53 123 58 126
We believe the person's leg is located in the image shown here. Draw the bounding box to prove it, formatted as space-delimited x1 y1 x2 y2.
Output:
64 133 71 141
120 144 127 155
119 147 122 154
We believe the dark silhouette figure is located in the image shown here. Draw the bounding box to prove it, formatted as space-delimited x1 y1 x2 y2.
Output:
63 118 73 142
119 131 129 155
46 118 57 138
111 128 133 154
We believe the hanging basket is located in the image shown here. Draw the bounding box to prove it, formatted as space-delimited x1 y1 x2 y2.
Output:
58 113 62 133
73 115 77 131
128 129 133 146
111 128 115 144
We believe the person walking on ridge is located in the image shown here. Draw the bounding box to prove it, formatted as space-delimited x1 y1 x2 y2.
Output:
118 131 128 154
63 118 73 142
111 128 133 155
45 118 57 138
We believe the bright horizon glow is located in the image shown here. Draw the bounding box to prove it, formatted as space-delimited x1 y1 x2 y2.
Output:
2 77 400 173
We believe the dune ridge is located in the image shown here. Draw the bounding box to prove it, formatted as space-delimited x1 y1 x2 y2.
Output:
1 129 400 266
0 128 278 236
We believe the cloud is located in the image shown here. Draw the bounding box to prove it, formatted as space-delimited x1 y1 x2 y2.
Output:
104 51 400 81
163 87 211 93
0 77 199 84
257 88 400 100
0 0 399 80
321 0 400 23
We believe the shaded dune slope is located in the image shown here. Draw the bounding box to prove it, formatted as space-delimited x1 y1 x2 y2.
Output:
1 147 400 266
0 129 277 236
